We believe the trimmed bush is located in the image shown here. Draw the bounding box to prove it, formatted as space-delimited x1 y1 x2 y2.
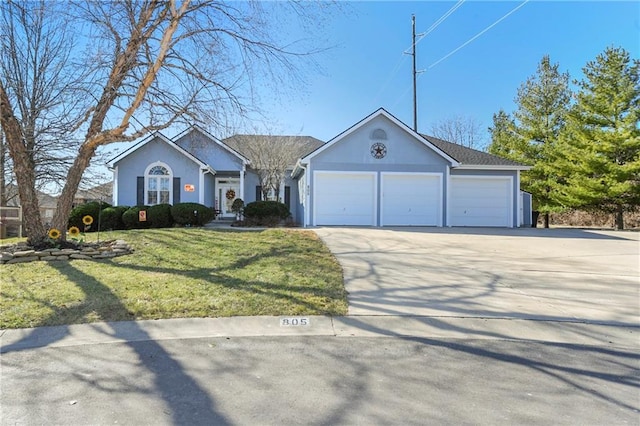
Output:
243 201 291 227
122 206 150 229
170 202 215 226
99 206 129 231
148 203 174 228
68 201 111 232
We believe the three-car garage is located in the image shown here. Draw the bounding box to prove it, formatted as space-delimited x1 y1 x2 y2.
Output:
311 171 514 228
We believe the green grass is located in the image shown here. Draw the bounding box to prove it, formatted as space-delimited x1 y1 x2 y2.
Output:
0 228 347 329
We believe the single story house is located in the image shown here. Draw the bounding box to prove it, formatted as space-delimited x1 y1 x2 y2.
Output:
108 108 532 227
108 126 323 220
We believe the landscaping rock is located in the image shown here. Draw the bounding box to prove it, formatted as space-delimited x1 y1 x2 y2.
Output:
0 240 134 264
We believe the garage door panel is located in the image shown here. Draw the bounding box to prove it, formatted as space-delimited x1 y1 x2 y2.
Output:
314 172 376 226
450 177 512 227
382 173 441 226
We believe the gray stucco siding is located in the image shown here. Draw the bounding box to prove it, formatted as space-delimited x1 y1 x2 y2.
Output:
113 138 202 206
314 115 450 167
175 132 244 172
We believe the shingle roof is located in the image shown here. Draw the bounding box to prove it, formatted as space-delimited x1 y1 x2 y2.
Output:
222 135 325 166
421 134 527 167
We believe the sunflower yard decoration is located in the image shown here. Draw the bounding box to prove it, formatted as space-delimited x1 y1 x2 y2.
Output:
48 228 61 240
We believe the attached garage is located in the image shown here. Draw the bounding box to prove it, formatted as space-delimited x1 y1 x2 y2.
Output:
294 109 530 229
450 176 513 227
381 173 442 226
313 171 377 226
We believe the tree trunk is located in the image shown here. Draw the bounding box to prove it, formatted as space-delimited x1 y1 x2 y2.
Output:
615 206 624 230
51 143 97 239
0 83 46 243
544 213 550 228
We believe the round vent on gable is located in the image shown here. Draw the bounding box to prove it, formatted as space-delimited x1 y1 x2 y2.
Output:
371 128 387 140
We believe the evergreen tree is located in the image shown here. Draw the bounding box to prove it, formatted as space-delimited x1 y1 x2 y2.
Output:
490 56 571 227
558 47 640 230
488 109 523 160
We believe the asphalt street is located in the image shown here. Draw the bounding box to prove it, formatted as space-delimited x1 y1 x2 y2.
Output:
2 333 638 425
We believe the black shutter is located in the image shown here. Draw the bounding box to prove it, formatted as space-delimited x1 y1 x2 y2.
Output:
137 177 144 206
256 186 262 201
173 177 181 204
284 186 291 209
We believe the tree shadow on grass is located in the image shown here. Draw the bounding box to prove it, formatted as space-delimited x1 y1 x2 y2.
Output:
1 261 230 425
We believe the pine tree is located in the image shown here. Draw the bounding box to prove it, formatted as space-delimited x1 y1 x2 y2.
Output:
490 56 571 227
559 47 640 229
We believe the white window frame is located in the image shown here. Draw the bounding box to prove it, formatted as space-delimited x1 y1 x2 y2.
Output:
145 161 173 205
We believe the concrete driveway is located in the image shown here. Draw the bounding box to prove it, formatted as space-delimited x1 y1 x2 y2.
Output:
314 227 639 325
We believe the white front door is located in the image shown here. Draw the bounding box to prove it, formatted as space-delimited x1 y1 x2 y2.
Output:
216 178 240 218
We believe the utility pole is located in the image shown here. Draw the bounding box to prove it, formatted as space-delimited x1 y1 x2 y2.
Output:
412 14 418 131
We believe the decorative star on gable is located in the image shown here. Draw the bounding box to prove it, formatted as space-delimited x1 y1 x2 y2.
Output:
370 142 387 159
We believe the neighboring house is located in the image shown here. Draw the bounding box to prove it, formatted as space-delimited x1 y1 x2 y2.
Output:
292 108 531 227
3 183 58 225
108 108 531 227
74 182 113 207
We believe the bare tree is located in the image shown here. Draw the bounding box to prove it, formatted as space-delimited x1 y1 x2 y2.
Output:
225 133 321 201
0 0 84 239
429 115 486 150
1 0 331 244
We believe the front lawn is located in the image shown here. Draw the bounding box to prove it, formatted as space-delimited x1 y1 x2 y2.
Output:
0 228 347 329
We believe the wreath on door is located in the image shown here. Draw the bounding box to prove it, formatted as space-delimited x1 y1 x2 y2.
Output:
225 189 236 200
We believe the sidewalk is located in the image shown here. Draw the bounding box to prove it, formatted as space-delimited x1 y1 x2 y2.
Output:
2 315 638 353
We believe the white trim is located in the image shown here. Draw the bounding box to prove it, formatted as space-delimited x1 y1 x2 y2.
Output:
144 161 173 205
240 164 246 200
108 132 211 170
112 166 119 205
312 170 377 226
380 172 443 227
445 166 451 227
516 171 521 227
299 108 459 167
449 175 514 228
199 169 205 204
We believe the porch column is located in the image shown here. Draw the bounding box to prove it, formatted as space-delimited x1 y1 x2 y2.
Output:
240 164 245 201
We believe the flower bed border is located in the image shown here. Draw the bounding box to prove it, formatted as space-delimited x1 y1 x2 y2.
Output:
0 240 134 265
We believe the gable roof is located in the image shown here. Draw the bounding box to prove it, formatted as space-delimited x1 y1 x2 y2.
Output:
297 108 460 167
107 132 211 170
175 126 250 165
422 135 530 169
223 135 325 167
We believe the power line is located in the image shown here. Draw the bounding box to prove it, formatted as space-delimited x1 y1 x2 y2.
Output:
428 0 530 69
412 0 465 49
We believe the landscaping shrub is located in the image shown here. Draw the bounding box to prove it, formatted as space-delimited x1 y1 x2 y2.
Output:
68 201 111 232
99 206 129 231
122 206 150 229
148 203 174 228
170 202 215 226
243 201 291 227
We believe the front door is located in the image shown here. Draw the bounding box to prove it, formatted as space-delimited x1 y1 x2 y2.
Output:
216 178 240 218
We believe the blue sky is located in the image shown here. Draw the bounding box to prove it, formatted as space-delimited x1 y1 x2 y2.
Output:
104 0 638 172
249 0 639 143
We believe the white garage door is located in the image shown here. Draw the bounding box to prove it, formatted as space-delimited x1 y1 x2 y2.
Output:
314 172 376 226
450 177 512 227
381 173 442 226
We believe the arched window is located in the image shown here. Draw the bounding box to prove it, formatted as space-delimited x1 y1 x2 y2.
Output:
145 162 172 205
